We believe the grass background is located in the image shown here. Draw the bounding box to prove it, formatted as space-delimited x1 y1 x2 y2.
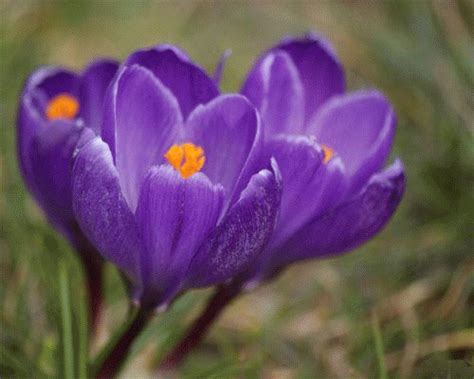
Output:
1 1 473 378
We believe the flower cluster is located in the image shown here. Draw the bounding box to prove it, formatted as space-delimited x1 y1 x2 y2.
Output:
18 34 405 313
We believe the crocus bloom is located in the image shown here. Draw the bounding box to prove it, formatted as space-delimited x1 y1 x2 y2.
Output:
240 34 405 283
18 59 119 247
71 45 282 309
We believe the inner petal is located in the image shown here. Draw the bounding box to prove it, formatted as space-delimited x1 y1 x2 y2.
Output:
164 142 205 179
45 93 79 120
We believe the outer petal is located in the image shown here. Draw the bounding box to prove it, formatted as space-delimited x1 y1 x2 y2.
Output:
241 51 305 136
274 160 405 269
277 34 346 125
186 160 282 288
79 59 119 133
17 92 44 196
265 135 347 251
308 90 396 194
110 65 182 210
29 119 82 223
185 95 263 210
72 137 140 282
26 66 80 103
135 166 224 304
125 45 219 118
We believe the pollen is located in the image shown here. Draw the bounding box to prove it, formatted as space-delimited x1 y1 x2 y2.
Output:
45 93 79 120
164 143 205 179
321 144 334 164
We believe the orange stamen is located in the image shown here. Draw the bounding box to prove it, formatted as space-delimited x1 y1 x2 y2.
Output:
45 93 79 120
321 144 334 164
164 143 205 179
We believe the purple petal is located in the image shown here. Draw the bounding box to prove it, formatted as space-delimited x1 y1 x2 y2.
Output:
17 93 44 196
185 94 263 209
72 137 140 282
108 65 183 211
277 34 345 124
241 51 305 136
308 90 396 194
29 119 82 232
135 166 224 303
125 45 219 118
274 159 405 268
265 135 348 251
79 59 119 133
185 160 282 288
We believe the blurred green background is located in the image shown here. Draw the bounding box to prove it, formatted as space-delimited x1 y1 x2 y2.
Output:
1 1 473 378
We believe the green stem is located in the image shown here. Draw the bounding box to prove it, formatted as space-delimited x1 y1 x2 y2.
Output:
159 283 241 369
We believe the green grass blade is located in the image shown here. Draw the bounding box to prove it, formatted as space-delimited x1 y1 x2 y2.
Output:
59 262 75 379
371 311 388 379
77 284 88 379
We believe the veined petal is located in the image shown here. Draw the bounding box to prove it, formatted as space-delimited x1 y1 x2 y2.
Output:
109 65 183 211
125 45 219 118
277 33 346 125
241 51 305 136
308 90 396 194
186 160 282 288
185 94 263 210
72 137 140 282
265 135 347 251
135 165 224 303
79 59 119 133
274 160 405 268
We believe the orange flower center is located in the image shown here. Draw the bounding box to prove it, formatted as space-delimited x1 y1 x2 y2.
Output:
321 144 334 164
164 143 205 179
45 93 79 120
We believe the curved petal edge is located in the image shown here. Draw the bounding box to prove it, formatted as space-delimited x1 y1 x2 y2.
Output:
72 137 140 282
275 159 405 268
185 159 282 288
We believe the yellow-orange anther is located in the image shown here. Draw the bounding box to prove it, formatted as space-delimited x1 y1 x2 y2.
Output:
45 93 79 120
321 144 334 164
164 143 205 179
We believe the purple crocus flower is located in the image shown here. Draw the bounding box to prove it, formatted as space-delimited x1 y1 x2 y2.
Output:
240 34 406 283
17 59 119 249
71 45 282 310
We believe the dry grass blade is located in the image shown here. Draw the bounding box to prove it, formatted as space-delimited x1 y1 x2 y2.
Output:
385 329 474 371
436 260 474 319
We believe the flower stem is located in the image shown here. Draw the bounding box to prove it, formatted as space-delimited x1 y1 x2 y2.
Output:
70 223 104 337
159 283 241 370
79 245 104 337
95 308 153 379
